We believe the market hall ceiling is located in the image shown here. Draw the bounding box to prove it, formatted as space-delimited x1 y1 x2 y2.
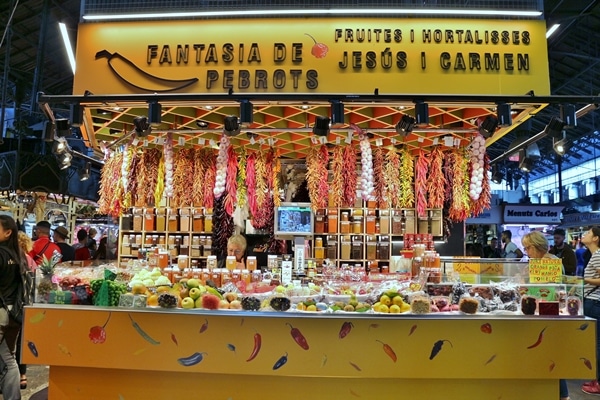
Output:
1 0 600 179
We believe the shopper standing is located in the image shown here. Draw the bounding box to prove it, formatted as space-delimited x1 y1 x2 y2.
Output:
483 237 501 258
0 215 27 399
52 226 75 262
28 221 61 266
15 232 35 390
500 230 523 259
549 228 577 276
87 228 98 257
581 227 600 395
74 229 91 261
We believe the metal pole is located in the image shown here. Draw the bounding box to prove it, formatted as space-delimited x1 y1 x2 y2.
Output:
0 0 16 143
30 0 51 113
557 155 563 203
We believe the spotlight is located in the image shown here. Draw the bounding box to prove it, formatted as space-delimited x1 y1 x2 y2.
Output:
553 134 570 156
479 115 499 138
415 102 429 125
196 120 209 128
70 103 83 127
496 103 512 126
57 152 73 170
518 150 535 173
148 102 162 127
491 166 504 184
43 121 55 142
395 114 415 136
223 115 240 136
79 162 91 181
312 116 330 136
560 104 577 127
133 116 151 137
544 116 565 139
55 118 72 137
240 100 253 127
52 137 69 155
330 100 345 127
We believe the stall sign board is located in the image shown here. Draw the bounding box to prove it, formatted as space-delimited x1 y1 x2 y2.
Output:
528 258 563 283
503 205 563 224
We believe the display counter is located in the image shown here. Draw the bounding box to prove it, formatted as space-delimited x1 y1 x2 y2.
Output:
22 305 596 399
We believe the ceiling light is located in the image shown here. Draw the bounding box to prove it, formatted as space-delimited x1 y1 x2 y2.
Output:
312 116 330 136
57 152 73 170
240 100 253 127
330 101 345 127
133 116 151 137
546 23 560 38
518 150 534 173
560 104 577 127
223 115 240 136
79 162 91 181
148 101 162 127
491 166 504 184
196 120 209 128
52 137 69 155
395 114 415 136
58 22 76 74
70 103 83 127
553 138 569 156
544 116 565 139
479 115 499 138
415 102 429 126
496 103 512 126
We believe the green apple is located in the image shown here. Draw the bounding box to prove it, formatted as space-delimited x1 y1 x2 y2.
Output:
181 297 195 309
194 297 203 308
275 285 286 294
189 287 203 300
187 278 201 289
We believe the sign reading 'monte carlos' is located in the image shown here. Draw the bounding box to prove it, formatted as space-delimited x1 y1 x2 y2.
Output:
73 18 550 95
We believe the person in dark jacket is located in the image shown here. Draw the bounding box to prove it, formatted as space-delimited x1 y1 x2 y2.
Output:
52 226 75 262
549 228 577 276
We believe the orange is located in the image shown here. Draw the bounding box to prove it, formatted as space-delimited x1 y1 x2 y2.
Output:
147 294 159 307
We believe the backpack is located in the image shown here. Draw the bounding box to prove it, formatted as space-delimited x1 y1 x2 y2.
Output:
0 247 33 324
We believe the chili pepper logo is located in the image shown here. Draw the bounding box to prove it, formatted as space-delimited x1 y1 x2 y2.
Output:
171 333 178 346
549 360 556 372
199 318 209 334
273 352 288 370
578 322 589 331
581 357 593 370
368 323 379 331
480 323 492 334
89 312 111 344
527 326 547 349
27 341 39 357
484 354 496 366
321 354 328 367
409 324 417 336
349 361 362 371
287 323 309 350
339 321 354 339
29 311 46 324
376 340 397 363
128 314 160 345
246 332 262 362
429 339 453 360
58 344 72 356
305 33 329 59
227 343 236 353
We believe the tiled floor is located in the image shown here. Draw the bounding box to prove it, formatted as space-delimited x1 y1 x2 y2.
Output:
569 380 600 400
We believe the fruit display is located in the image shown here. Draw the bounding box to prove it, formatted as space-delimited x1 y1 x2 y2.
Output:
129 267 171 287
330 298 370 313
90 279 128 307
372 291 411 314
295 298 327 312
158 293 178 308
241 296 261 311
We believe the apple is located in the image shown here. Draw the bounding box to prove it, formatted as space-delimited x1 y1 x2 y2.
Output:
194 297 203 308
229 300 242 310
181 297 195 309
218 299 230 309
189 287 204 300
179 287 190 299
187 278 201 289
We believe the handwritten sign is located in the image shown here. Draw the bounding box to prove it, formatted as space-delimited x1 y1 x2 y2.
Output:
528 258 563 283
480 263 503 275
452 262 481 284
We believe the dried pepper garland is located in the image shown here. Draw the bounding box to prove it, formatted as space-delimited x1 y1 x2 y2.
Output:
202 151 216 209
153 155 165 206
120 146 134 209
427 146 446 209
254 150 268 211
253 149 277 229
329 147 344 208
372 147 387 208
135 148 162 207
212 196 234 259
448 150 471 222
98 152 121 215
305 145 329 210
126 150 141 208
398 148 415 209
383 148 402 208
272 148 281 208
172 148 195 207
236 147 247 209
415 150 429 218
246 152 257 219
342 145 357 207
224 145 238 216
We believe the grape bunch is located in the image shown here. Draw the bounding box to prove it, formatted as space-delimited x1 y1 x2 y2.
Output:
90 279 128 307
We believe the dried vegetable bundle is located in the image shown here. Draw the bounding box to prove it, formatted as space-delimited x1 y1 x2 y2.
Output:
120 146 135 209
202 152 216 209
98 152 122 215
398 148 415 208
125 150 142 208
372 147 387 208
254 150 268 210
172 148 195 207
359 135 374 201
224 145 238 216
342 145 357 207
329 147 344 208
272 149 281 208
470 152 492 216
252 149 276 229
383 149 402 208
135 148 162 207
163 132 174 199
414 150 429 218
305 145 329 210
447 150 471 222
214 135 231 199
211 196 234 258
236 148 247 209
245 153 258 218
426 147 446 209
468 134 486 201
153 156 165 207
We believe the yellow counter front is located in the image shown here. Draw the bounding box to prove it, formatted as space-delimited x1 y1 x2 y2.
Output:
22 305 596 399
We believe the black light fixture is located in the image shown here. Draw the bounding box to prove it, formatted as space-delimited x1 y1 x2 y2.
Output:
52 137 69 155
496 103 512 126
518 150 535 173
330 100 345 127
491 165 504 184
312 116 330 136
70 103 83 127
55 118 72 137
43 121 55 142
414 102 429 126
560 104 577 127
553 131 570 155
79 162 91 181
56 152 73 170
133 116 151 137
479 115 499 138
395 114 416 136
223 115 240 136
240 100 253 127
148 101 162 127
544 116 565 139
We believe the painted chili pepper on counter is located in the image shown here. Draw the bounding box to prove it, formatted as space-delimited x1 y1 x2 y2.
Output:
287 323 309 350
29 311 46 324
177 352 207 367
527 326 547 349
128 314 160 345
89 312 111 344
480 323 492 334
429 339 453 360
578 322 589 331
549 360 556 372
321 354 328 367
484 354 496 366
409 324 417 336
273 352 288 370
27 341 38 357
581 357 593 370
58 344 71 356
246 332 262 362
171 333 178 346
376 340 397 363
199 318 209 334
227 343 236 353
368 323 379 331
339 321 354 339
349 361 362 371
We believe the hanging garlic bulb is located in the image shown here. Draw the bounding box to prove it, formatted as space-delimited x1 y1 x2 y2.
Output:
359 134 374 201
213 134 230 198
469 133 486 200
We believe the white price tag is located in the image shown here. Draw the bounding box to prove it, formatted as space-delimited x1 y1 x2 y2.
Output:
143 139 149 147
258 138 265 145
433 138 439 145
319 136 327 144
311 136 318 144
417 136 424 143
132 138 139 146
249 136 255 145
345 131 353 144
178 137 186 146
391 138 397 145
335 136 341 145
375 138 383 146
197 138 205 146
209 139 216 147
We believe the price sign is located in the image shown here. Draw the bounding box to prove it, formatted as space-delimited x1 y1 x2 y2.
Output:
528 258 563 283
480 263 503 275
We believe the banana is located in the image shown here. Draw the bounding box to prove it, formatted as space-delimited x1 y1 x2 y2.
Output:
205 286 223 300
95 50 199 93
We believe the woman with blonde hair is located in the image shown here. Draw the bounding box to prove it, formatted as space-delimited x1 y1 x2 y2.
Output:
16 231 35 389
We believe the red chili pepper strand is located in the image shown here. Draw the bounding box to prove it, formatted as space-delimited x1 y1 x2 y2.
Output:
246 332 262 362
287 323 309 350
376 340 397 363
527 326 547 349
415 150 429 218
